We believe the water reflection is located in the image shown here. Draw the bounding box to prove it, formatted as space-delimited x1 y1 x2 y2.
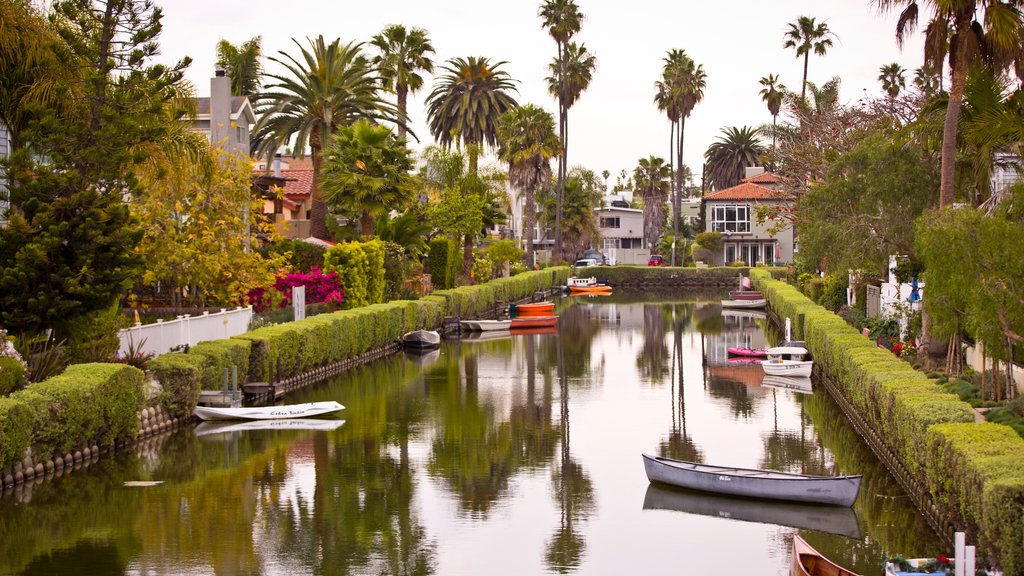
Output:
0 291 942 575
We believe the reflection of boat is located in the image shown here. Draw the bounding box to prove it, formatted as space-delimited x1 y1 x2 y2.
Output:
729 290 764 300
722 309 768 320
194 401 346 421
761 346 813 378
509 326 558 336
512 302 554 315
461 330 515 342
720 298 766 309
727 357 763 364
402 329 440 350
460 319 511 331
570 291 611 297
404 348 440 366
792 534 859 576
728 346 767 357
194 418 346 437
510 316 558 328
641 484 861 538
761 375 813 393
642 454 862 506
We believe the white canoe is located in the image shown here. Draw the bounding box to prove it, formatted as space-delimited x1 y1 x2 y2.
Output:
402 330 440 350
193 401 345 421
761 359 814 377
194 418 346 436
642 454 862 507
460 319 511 332
721 299 767 309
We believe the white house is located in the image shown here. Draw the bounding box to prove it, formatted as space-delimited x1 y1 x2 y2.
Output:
595 205 648 264
188 68 256 158
702 168 795 266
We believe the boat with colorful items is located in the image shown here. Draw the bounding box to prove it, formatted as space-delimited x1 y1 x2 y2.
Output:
792 534 860 576
728 346 767 357
510 316 558 329
761 346 814 377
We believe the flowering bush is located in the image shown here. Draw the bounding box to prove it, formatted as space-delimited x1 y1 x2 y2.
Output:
247 268 345 313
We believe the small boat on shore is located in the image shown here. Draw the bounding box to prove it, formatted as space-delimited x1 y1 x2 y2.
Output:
761 346 814 378
792 534 860 576
402 329 441 350
729 290 764 300
194 401 345 422
460 319 511 331
728 346 767 357
642 454 862 506
721 298 766 309
512 301 554 315
510 316 558 329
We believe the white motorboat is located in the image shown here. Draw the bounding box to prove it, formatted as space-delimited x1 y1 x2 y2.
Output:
761 346 813 378
194 418 346 436
193 401 345 421
567 276 598 288
460 319 512 332
720 298 766 309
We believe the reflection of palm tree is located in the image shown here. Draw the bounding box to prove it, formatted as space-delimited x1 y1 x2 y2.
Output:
660 304 703 462
637 304 670 382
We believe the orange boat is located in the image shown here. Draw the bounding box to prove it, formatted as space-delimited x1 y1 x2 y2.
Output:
509 326 558 336
513 301 555 315
510 316 558 329
568 284 612 295
791 535 859 576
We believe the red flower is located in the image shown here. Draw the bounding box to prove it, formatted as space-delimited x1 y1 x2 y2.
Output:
937 555 950 564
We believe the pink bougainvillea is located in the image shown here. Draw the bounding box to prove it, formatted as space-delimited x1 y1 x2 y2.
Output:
247 268 344 313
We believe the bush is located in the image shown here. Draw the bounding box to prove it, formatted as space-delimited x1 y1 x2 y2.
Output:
324 242 370 309
361 239 386 305
382 241 407 301
259 239 326 272
149 352 205 418
189 339 252 391
817 273 848 311
0 357 26 396
694 231 722 252
0 396 32 469
62 304 126 363
472 252 494 284
428 237 460 290
485 239 523 275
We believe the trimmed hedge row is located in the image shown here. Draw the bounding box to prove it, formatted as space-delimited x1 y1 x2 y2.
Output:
751 268 1024 571
596 265 786 286
0 363 144 469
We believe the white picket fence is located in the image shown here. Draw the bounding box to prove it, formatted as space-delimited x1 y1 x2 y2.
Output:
118 306 253 358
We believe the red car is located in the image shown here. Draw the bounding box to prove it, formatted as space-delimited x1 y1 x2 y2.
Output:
647 255 665 266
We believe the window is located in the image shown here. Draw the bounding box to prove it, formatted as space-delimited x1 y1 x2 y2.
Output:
602 238 621 250
600 217 620 229
725 243 736 264
710 205 750 233
763 242 776 266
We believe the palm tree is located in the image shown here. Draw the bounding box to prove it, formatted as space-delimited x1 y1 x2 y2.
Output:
759 74 785 155
878 62 907 98
539 0 585 262
783 16 835 102
370 24 435 140
632 156 670 251
876 0 1024 208
704 126 766 191
425 56 518 274
253 36 398 239
912 66 941 94
498 104 559 267
320 119 416 236
215 37 263 97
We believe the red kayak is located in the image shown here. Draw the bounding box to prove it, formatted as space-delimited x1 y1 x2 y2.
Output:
514 302 555 315
511 316 558 329
729 291 764 300
728 346 767 357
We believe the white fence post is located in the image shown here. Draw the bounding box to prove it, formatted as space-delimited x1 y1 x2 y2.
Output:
293 285 306 321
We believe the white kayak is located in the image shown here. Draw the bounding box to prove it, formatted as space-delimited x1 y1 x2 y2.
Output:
720 299 766 309
193 401 345 421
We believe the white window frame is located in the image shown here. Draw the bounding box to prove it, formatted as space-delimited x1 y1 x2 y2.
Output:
710 204 750 233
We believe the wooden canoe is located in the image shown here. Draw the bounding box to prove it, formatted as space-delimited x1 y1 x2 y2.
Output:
642 454 862 506
791 534 860 576
510 316 559 329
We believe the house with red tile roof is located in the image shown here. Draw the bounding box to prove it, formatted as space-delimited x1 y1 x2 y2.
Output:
701 167 795 266
252 159 314 239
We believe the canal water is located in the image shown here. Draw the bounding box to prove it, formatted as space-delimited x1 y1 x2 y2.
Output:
0 291 942 575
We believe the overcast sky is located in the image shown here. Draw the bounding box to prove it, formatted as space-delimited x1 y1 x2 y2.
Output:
157 0 926 188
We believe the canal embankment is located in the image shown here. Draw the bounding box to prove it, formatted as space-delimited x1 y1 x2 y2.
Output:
750 268 1024 574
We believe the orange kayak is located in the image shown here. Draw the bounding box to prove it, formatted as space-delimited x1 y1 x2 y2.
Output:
514 302 555 314
510 316 558 328
568 284 612 294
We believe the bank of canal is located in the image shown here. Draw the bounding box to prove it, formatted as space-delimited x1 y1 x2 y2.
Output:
0 291 941 575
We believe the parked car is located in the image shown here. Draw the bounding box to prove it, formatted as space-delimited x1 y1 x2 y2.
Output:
581 250 606 265
648 254 665 266
573 258 600 268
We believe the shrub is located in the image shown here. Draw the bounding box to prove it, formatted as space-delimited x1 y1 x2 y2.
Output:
189 339 252 390
0 396 32 469
0 357 26 396
485 239 523 276
472 252 494 284
259 239 326 272
362 239 387 305
382 241 407 301
818 273 848 311
428 237 460 290
324 242 370 309
149 352 205 418
62 304 126 363
694 231 722 252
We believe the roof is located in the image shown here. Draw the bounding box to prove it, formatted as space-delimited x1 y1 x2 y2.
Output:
740 171 783 185
703 181 794 202
193 96 256 124
595 206 642 214
253 168 314 199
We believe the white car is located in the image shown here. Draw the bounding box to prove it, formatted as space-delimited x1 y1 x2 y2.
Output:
573 258 600 268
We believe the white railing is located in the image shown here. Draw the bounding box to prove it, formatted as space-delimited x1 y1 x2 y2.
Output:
118 306 253 357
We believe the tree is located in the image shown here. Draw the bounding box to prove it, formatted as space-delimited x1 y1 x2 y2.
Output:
912 66 941 94
878 62 907 98
632 156 670 251
253 36 398 239
759 74 786 155
877 0 1024 208
498 104 559 266
320 119 416 236
704 126 766 191
215 36 263 97
370 24 435 140
425 56 518 275
537 167 603 259
782 16 835 101
539 0 585 262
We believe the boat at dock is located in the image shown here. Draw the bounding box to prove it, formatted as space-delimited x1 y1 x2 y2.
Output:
511 301 554 315
721 298 766 309
402 329 441 350
642 454 862 506
510 316 558 329
792 534 860 576
193 401 345 422
728 346 767 357
761 346 814 378
460 319 512 331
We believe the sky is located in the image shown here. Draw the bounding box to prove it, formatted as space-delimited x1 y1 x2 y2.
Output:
157 0 926 189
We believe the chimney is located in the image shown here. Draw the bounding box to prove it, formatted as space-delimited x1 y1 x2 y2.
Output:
210 67 231 150
273 153 282 178
744 166 765 180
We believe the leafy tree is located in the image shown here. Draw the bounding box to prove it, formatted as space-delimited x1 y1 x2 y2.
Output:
375 209 430 259
759 74 785 154
704 126 765 191
782 15 835 102
370 24 435 140
485 239 524 276
912 66 941 94
253 36 398 239
878 0 1024 208
797 135 936 275
536 167 602 259
632 156 670 251
498 103 559 266
879 62 907 98
320 119 416 236
215 36 263 97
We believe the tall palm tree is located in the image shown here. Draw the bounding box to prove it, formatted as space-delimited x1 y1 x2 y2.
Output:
539 0 584 262
497 104 559 267
370 24 435 140
759 74 785 155
704 126 766 191
912 66 941 94
632 156 670 251
215 37 263 97
783 16 835 102
426 55 518 274
253 36 399 239
876 0 1024 208
879 62 907 98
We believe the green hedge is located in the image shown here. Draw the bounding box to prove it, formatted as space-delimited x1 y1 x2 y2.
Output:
149 352 205 419
323 240 386 309
0 396 32 469
595 265 781 286
429 237 460 290
189 339 251 391
0 357 26 396
8 363 143 461
751 268 1023 570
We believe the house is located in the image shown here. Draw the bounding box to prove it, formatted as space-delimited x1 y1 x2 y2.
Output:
701 167 795 266
594 205 648 264
252 156 313 239
189 68 256 158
